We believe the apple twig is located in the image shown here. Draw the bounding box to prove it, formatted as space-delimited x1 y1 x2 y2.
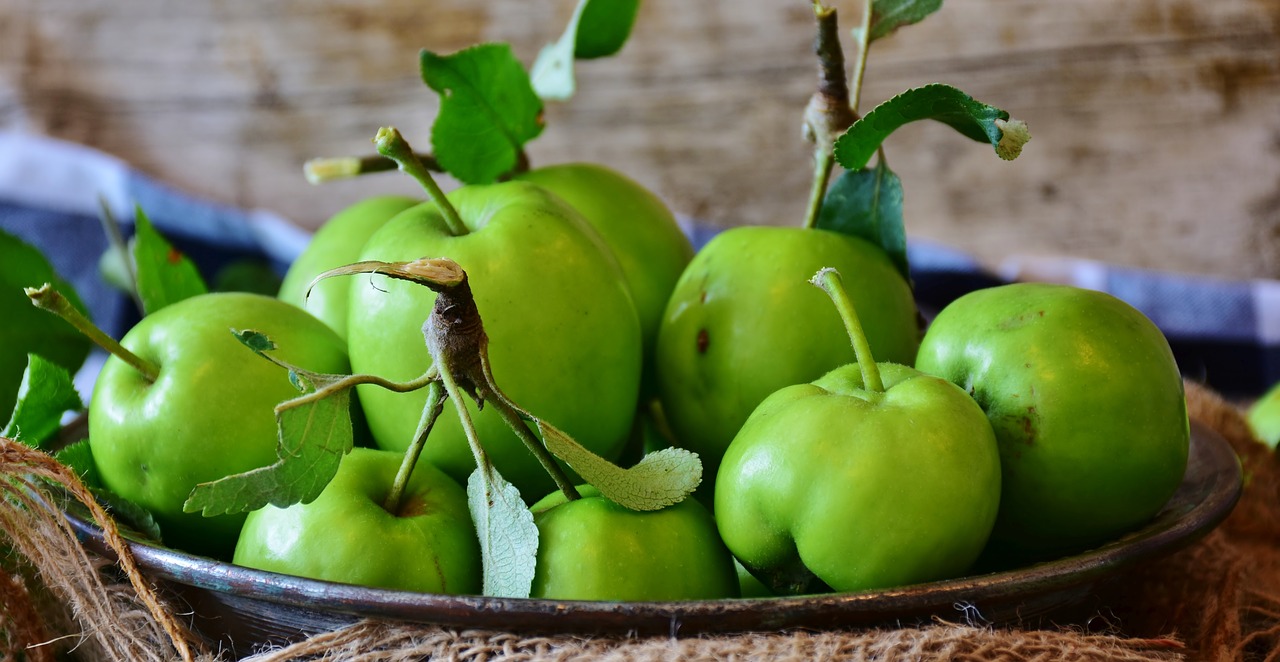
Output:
802 2 858 230
25 284 160 382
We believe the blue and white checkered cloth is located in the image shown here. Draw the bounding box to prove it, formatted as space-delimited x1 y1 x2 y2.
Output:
3 132 1277 399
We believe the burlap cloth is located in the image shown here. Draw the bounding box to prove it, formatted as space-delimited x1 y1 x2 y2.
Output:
2 380 1277 661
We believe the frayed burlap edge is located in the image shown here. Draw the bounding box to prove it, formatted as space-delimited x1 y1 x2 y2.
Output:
1 380 1276 661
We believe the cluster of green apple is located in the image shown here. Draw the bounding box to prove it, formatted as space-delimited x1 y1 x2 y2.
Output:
18 0 1194 604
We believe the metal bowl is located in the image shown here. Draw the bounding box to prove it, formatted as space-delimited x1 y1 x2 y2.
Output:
66 420 1241 658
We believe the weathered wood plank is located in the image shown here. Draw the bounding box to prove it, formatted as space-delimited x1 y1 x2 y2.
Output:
2 0 1277 279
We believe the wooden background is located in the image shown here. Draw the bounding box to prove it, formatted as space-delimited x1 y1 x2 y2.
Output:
3 0 1279 280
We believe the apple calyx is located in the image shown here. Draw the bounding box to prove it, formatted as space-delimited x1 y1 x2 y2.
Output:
25 283 160 382
809 268 884 393
374 126 470 238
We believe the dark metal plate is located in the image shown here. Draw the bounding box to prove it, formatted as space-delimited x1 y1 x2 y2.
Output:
66 420 1241 658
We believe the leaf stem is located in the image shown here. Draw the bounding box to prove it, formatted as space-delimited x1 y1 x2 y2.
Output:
850 0 874 115
801 1 857 230
374 127 469 237
96 196 143 312
436 359 495 481
303 152 442 185
26 284 160 382
486 393 581 502
384 379 446 514
810 268 883 393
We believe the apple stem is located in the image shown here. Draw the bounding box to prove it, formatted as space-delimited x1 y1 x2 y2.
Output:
801 2 858 230
384 379 446 515
303 151 442 185
810 268 883 393
373 127 469 237
25 284 160 383
486 391 581 502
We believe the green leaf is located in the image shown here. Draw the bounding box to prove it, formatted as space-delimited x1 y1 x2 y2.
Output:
833 84 1031 170
531 0 641 101
538 419 702 511
3 354 83 450
132 206 209 315
859 0 943 42
0 228 92 421
421 44 545 184
56 440 165 542
467 465 538 598
54 439 100 488
183 380 353 516
817 160 909 281
183 334 354 516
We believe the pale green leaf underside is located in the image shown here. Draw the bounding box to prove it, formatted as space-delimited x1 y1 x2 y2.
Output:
3 354 83 449
468 466 538 598
539 420 701 511
422 43 544 184
834 84 1028 171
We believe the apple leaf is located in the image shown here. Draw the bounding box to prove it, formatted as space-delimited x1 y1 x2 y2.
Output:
421 44 545 184
132 206 208 316
537 419 701 511
817 160 909 281
853 0 944 43
55 440 165 542
182 330 354 516
531 0 641 101
833 84 1031 171
467 465 539 598
3 354 83 450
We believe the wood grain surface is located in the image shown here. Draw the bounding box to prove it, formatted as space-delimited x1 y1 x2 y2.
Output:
3 0 1278 279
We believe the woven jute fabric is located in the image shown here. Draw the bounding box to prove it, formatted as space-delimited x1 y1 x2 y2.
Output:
1 380 1277 661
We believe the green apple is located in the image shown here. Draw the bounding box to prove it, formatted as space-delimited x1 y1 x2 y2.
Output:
89 292 350 559
348 181 642 500
915 283 1190 559
1248 381 1280 448
278 195 420 340
716 361 1001 594
655 226 919 487
1 229 91 417
529 485 739 600
233 446 481 594
514 163 693 389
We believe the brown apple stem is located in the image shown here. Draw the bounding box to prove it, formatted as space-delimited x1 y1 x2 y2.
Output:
384 379 446 515
25 284 160 382
811 268 884 393
802 2 858 230
374 127 468 237
303 151 442 185
423 269 580 502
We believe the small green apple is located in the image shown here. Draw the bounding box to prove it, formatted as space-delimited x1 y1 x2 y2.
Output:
1248 381 1280 448
278 195 420 340
514 163 693 390
655 226 919 487
233 446 481 594
529 485 739 601
89 292 350 559
915 283 1190 559
348 181 642 500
